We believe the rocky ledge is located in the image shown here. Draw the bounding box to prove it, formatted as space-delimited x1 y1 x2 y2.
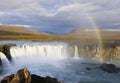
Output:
0 44 16 61
0 68 61 83
100 63 120 73
0 44 16 74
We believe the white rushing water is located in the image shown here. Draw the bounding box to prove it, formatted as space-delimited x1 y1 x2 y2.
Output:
10 43 68 61
0 52 10 67
74 45 79 59
0 42 120 83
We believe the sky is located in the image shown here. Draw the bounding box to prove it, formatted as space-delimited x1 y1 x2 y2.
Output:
0 0 120 34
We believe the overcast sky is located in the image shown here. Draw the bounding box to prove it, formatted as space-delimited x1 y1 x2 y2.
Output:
0 0 120 34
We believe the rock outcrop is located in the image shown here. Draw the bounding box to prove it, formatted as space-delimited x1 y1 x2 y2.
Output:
0 57 2 74
0 57 2 66
100 63 120 73
0 68 60 83
1 68 31 83
2 44 16 61
31 74 60 83
0 44 16 62
68 43 120 61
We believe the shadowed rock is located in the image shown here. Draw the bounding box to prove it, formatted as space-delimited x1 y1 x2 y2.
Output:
0 44 16 74
1 68 31 83
31 74 60 83
0 57 2 74
1 68 60 83
1 44 16 61
0 57 2 66
2 45 11 61
100 63 120 73
1 74 14 83
86 67 91 70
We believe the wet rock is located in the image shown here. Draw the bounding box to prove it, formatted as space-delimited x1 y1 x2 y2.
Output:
1 68 60 83
2 45 12 61
100 63 120 73
86 67 91 70
2 44 16 61
1 74 14 83
0 44 15 74
0 57 3 74
0 57 2 66
0 67 2 74
1 68 31 83
31 74 60 83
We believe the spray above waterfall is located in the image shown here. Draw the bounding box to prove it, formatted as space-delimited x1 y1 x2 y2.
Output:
0 42 104 65
0 52 9 65
9 43 83 62
1 41 120 83
10 43 69 62
74 45 79 59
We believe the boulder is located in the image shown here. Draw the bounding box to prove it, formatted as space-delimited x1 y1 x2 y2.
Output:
1 74 14 83
1 68 31 83
0 57 3 74
31 74 60 83
0 57 2 66
100 63 120 73
1 68 60 83
2 45 12 61
86 67 91 70
0 44 16 61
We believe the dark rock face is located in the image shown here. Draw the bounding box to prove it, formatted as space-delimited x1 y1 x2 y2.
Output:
1 74 14 83
31 74 60 83
0 44 15 74
1 68 31 83
0 57 2 66
0 44 16 61
100 63 120 73
2 45 12 61
0 57 3 74
86 67 91 70
1 68 60 83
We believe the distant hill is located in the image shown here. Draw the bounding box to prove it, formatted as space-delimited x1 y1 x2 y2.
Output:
0 25 49 36
65 28 120 39
65 28 97 37
0 26 120 41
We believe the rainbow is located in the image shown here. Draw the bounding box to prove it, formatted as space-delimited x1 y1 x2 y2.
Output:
87 14 104 62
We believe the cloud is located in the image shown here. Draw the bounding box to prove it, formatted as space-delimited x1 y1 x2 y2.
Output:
57 2 101 13
0 0 120 34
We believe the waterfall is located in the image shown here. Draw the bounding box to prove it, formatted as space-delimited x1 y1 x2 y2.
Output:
0 52 10 66
74 45 79 59
10 44 68 62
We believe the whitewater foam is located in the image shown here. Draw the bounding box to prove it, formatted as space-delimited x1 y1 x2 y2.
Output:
10 43 68 61
0 52 10 66
0 42 120 83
